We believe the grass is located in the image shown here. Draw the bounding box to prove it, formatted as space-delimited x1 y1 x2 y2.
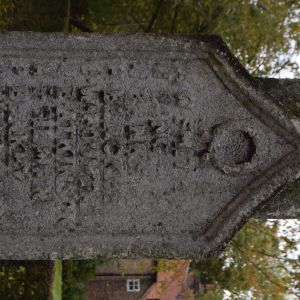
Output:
52 260 62 300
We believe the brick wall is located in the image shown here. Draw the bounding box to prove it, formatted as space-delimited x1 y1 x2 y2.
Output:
87 276 154 300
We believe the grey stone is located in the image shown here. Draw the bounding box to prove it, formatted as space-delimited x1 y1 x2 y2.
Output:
253 78 300 219
0 32 299 259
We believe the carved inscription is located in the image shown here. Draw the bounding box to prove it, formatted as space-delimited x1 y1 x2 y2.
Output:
0 78 292 234
0 82 208 232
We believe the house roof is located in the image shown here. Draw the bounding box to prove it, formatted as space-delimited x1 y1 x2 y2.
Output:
88 259 198 300
142 260 194 300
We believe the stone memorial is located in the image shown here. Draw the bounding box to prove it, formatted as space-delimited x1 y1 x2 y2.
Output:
0 32 299 259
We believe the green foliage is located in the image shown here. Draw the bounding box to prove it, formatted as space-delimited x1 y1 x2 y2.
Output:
199 287 224 300
62 260 105 300
53 261 62 300
0 261 53 300
192 219 300 299
62 260 94 300
0 0 11 28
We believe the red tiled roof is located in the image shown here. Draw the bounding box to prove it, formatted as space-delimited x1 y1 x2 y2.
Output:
142 260 193 300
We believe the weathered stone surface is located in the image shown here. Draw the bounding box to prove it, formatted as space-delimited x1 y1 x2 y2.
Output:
254 79 300 219
0 32 299 259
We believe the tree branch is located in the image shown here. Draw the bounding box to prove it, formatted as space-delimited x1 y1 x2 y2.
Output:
146 0 164 32
171 1 181 33
231 241 289 293
232 239 299 263
64 0 71 32
70 16 93 32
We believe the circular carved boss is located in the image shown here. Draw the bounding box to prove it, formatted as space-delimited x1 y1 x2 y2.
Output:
209 120 262 174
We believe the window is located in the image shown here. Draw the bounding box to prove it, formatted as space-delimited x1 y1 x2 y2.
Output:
126 279 140 292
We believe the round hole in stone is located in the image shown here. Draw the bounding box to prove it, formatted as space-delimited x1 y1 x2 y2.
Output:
214 130 256 166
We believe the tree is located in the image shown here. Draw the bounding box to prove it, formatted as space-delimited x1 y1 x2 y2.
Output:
192 219 300 299
62 260 106 300
0 261 54 300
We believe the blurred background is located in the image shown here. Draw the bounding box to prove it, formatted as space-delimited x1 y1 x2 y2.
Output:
0 1 299 299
